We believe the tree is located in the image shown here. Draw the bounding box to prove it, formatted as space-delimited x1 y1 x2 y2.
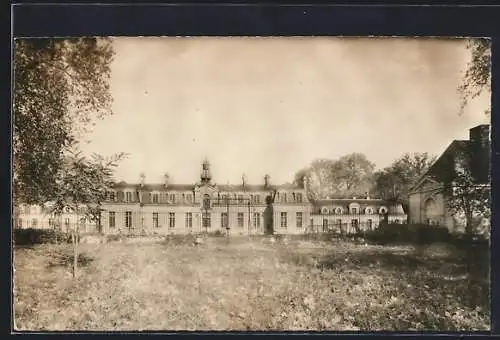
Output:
331 153 375 196
13 38 115 205
51 148 126 278
295 153 375 199
444 151 490 239
373 152 436 210
458 38 491 114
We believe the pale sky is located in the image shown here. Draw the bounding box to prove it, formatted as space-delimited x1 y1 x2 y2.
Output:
79 36 490 185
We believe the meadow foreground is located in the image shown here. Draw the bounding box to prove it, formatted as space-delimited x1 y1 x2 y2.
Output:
13 236 489 331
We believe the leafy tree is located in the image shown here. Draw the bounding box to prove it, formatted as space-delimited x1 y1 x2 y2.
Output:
331 153 375 196
444 151 490 239
51 148 126 278
373 152 436 210
295 153 375 199
458 38 491 114
13 38 115 205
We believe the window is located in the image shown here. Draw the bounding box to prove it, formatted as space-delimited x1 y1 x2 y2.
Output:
351 208 358 214
351 219 358 227
253 212 260 228
367 219 373 229
323 219 328 230
17 219 22 228
296 212 303 228
280 212 287 228
395 219 401 224
186 212 193 228
48 218 54 228
153 213 159 228
281 193 287 203
335 207 343 215
221 212 228 229
109 192 115 201
336 219 342 227
109 212 116 228
296 193 303 203
152 193 159 204
125 211 132 229
117 191 124 202
222 194 229 203
65 218 70 229
169 194 176 204
238 195 244 204
202 212 211 228
186 194 193 203
237 212 244 227
31 218 37 228
169 213 176 228
365 207 373 214
126 191 132 202
203 194 210 210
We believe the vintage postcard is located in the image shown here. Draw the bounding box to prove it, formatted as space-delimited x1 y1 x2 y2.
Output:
12 36 491 331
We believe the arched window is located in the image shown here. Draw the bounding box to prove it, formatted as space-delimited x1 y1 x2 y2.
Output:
365 207 374 215
321 207 329 215
335 207 343 215
379 206 388 214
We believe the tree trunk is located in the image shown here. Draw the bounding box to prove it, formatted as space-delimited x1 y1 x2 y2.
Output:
73 208 79 279
72 229 77 278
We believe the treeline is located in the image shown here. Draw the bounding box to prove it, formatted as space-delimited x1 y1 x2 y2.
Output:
294 152 436 211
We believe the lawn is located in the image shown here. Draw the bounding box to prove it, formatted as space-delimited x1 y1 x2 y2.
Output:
13 235 490 331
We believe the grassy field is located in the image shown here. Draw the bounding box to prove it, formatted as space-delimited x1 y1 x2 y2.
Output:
13 235 490 331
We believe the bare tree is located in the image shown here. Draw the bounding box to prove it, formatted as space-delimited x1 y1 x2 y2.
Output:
51 148 126 278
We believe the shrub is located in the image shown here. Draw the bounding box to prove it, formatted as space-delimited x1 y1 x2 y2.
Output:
13 228 71 246
364 223 451 245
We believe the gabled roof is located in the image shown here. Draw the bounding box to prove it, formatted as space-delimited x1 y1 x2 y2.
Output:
410 137 490 193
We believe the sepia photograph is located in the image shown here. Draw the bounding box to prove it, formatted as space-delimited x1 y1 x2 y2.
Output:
12 36 491 331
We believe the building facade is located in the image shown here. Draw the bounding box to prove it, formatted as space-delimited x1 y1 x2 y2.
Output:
408 124 491 234
15 159 408 235
309 195 407 234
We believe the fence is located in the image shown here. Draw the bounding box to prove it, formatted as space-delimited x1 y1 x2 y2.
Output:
306 221 377 235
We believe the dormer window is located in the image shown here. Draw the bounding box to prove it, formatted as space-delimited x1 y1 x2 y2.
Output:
169 194 176 204
379 206 388 214
126 191 132 202
152 193 159 204
365 207 374 214
321 207 329 215
296 193 303 203
335 207 343 215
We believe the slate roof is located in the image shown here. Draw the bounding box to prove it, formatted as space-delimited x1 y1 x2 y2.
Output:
111 182 303 192
411 127 490 193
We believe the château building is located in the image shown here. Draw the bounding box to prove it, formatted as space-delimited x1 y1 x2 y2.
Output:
14 159 407 235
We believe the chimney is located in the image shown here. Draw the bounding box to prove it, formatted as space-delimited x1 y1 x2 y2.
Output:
264 174 270 188
242 174 247 188
469 124 490 149
140 172 146 188
164 173 170 188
